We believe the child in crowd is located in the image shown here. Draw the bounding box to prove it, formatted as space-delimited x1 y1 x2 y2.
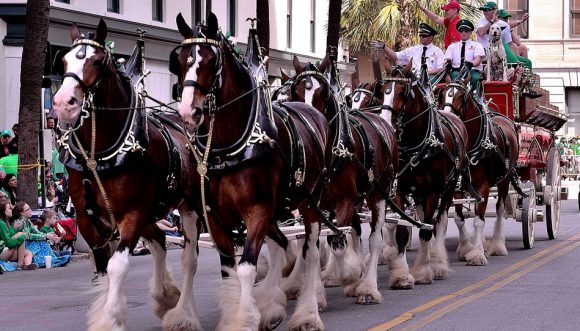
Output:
12 202 70 268
39 209 71 257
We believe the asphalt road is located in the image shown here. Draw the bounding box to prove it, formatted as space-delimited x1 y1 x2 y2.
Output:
1 199 579 331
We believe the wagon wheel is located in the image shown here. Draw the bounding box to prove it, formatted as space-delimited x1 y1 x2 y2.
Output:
545 147 561 239
519 181 536 249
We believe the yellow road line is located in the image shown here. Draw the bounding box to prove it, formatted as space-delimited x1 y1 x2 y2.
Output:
401 239 580 331
369 233 580 331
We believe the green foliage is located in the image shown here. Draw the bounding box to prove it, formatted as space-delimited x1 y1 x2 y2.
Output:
341 0 486 52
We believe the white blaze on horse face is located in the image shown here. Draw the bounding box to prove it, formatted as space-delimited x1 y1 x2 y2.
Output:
304 79 321 107
178 46 204 128
443 87 455 112
380 82 395 125
351 91 364 110
53 45 96 124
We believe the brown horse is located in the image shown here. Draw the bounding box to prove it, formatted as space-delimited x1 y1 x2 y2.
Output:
173 13 330 330
377 61 470 284
52 20 201 330
439 74 521 265
287 55 417 302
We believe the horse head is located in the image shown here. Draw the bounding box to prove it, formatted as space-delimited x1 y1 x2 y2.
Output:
350 82 380 111
172 12 224 132
375 61 414 125
441 73 471 114
271 69 292 101
53 19 114 126
289 55 331 114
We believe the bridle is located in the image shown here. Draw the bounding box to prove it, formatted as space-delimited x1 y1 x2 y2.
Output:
179 37 223 98
441 82 468 114
60 37 114 132
290 69 331 114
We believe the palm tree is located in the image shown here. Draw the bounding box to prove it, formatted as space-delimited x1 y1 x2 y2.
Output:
341 0 485 53
18 0 50 207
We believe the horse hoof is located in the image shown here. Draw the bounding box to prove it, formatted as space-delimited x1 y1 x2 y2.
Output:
432 269 449 280
260 318 283 331
289 322 324 331
322 278 340 288
356 292 382 305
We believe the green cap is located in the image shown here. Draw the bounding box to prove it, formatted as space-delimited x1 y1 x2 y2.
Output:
497 9 511 18
479 2 498 10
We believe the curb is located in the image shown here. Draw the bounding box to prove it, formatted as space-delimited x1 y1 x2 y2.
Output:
70 253 90 263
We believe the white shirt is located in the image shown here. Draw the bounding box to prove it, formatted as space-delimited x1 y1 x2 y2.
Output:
475 18 512 49
396 43 445 77
444 40 486 72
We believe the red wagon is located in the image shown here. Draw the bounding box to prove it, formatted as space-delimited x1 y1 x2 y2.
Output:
484 78 568 248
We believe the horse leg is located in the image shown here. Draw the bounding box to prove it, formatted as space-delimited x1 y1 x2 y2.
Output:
281 239 306 300
430 194 452 280
140 224 180 319
288 207 325 331
349 198 385 304
465 187 490 266
254 229 288 331
454 204 474 261
486 180 509 256
87 221 142 331
217 207 272 331
411 200 435 285
323 199 362 290
162 207 203 330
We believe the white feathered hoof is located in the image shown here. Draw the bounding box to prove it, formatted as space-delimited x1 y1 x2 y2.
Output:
283 284 301 300
321 274 340 288
411 265 433 285
465 249 488 266
457 240 474 261
153 285 181 318
430 255 449 280
388 270 415 290
343 279 360 297
355 285 382 304
256 287 287 331
161 308 203 331
259 316 283 331
288 313 325 331
485 239 508 256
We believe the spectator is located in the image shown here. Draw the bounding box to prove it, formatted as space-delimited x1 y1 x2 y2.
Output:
415 0 461 49
39 181 59 208
0 169 5 185
39 209 70 257
156 216 180 237
8 124 18 153
0 130 11 158
1 174 17 205
0 198 37 271
12 202 70 268
46 117 55 130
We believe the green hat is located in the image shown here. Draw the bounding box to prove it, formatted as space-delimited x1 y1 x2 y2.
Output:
418 23 438 36
1 130 11 137
497 9 511 18
479 1 498 10
456 19 475 31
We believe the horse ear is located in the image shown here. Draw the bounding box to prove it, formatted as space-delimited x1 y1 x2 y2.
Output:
71 23 81 42
373 82 383 99
280 70 290 83
293 55 302 72
206 12 219 39
403 60 413 77
445 74 451 84
176 13 193 38
372 57 382 81
318 55 330 73
96 19 107 44
500 26 507 31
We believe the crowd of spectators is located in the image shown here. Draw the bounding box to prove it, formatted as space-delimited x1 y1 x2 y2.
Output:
559 136 580 179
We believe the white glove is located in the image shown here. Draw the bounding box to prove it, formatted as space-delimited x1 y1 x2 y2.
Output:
370 40 386 50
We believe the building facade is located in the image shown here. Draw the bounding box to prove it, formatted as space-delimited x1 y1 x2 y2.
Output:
0 0 355 131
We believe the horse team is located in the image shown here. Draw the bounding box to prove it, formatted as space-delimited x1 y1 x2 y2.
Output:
51 13 523 331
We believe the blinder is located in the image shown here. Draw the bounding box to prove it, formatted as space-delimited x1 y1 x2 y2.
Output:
292 70 331 100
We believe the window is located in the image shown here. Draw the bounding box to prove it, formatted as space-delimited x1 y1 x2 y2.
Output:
287 0 292 48
228 0 236 36
572 0 580 37
310 0 316 52
505 0 528 39
55 0 70 3
566 87 580 113
152 0 163 22
107 0 120 13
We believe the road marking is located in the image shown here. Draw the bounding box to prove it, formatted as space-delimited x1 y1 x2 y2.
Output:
369 233 580 331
